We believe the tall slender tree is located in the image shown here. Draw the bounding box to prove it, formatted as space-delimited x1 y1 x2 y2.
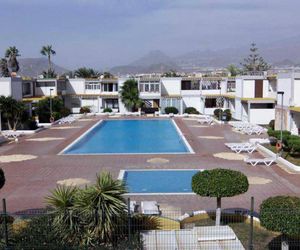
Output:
5 46 20 74
241 43 270 73
41 45 56 78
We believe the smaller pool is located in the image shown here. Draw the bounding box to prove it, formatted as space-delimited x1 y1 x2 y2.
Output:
119 169 201 194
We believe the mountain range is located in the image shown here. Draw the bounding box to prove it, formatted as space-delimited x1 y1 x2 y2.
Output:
16 36 300 77
18 58 69 77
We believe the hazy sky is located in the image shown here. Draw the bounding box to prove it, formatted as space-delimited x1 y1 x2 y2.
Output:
0 0 299 69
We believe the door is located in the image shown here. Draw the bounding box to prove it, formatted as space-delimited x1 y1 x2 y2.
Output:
255 80 263 98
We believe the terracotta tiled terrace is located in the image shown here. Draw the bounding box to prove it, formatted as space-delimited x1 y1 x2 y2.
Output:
1 116 300 214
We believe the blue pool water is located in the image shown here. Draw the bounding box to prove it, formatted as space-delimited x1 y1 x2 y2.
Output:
63 119 190 154
122 170 199 193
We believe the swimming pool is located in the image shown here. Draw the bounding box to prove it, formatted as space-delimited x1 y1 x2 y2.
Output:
62 119 193 154
119 169 201 194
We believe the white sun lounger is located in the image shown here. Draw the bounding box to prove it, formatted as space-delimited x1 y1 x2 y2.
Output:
244 157 276 166
197 115 213 125
141 201 160 215
231 144 257 154
2 131 22 140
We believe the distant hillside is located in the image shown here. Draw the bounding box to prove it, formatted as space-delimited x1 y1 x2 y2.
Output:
111 50 181 75
18 58 69 77
111 36 300 74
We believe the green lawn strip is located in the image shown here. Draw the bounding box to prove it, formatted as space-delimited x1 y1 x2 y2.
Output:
265 145 300 166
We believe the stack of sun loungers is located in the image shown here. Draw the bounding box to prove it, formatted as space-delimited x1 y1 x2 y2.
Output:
231 122 266 135
57 115 77 124
197 115 214 125
1 131 23 140
225 142 257 153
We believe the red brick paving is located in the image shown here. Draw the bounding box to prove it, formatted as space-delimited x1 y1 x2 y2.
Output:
0 116 299 214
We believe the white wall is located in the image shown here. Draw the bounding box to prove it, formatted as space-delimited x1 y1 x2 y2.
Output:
243 80 255 98
290 112 300 135
277 76 292 106
67 78 85 94
294 79 300 106
0 78 12 97
35 80 57 96
249 109 275 125
161 78 181 96
182 96 201 112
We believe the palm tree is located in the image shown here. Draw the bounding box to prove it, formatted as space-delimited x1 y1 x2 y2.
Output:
74 172 127 245
5 46 20 74
41 45 56 71
0 58 10 77
120 79 143 112
74 67 101 78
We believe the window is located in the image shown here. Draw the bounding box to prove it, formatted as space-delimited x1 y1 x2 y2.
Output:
36 81 55 87
150 84 155 92
155 84 159 92
103 84 114 92
205 98 217 108
139 84 144 92
105 99 119 108
181 81 191 90
250 103 274 109
22 82 31 96
145 84 149 92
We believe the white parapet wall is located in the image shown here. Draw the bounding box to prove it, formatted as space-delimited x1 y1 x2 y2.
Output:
249 109 275 125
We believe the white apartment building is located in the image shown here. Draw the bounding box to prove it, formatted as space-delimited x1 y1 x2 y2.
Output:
275 72 300 135
0 73 280 126
232 75 276 124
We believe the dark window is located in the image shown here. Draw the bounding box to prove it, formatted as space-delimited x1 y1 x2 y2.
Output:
205 98 217 108
181 80 191 90
22 82 31 95
105 99 119 108
36 81 55 87
250 103 274 109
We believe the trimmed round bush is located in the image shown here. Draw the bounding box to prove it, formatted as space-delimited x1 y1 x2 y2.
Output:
184 107 199 114
60 107 71 117
103 108 113 113
223 109 232 121
192 169 249 198
214 109 223 119
80 106 91 114
260 196 300 236
165 106 178 114
0 168 5 189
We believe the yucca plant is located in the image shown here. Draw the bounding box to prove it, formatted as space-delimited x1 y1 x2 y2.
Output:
74 172 127 245
46 185 82 244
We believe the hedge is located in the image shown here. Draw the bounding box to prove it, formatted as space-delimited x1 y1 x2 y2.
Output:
103 108 113 113
260 196 300 236
192 169 249 198
165 107 178 114
184 107 199 114
0 168 5 189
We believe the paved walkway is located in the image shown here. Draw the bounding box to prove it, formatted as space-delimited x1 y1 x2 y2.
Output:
0 116 299 214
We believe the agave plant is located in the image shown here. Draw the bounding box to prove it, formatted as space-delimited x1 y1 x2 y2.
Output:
74 172 127 245
46 185 82 244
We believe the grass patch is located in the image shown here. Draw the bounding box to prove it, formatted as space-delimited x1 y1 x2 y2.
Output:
265 144 300 166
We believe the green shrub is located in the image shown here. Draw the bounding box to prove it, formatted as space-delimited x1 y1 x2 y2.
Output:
192 169 249 198
36 97 65 123
80 106 91 114
165 106 178 114
267 130 291 140
269 119 275 130
184 107 199 114
260 196 300 236
0 168 5 189
213 109 231 121
214 109 223 119
286 135 300 155
60 107 71 117
223 109 232 121
103 108 113 113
